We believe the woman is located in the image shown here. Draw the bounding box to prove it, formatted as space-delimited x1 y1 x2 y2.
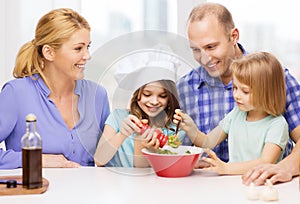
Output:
0 8 110 169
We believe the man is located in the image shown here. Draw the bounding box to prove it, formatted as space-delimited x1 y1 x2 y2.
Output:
177 2 300 174
242 141 300 185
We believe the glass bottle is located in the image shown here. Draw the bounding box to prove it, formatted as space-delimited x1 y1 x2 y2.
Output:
21 113 42 189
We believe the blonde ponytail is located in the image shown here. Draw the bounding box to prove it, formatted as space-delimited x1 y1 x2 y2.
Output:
13 39 44 78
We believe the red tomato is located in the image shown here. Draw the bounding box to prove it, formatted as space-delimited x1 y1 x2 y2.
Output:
156 131 168 148
139 123 149 134
139 121 168 148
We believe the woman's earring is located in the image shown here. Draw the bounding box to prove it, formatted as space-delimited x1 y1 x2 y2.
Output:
41 60 44 69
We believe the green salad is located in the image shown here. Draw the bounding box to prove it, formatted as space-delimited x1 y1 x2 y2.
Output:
157 149 177 155
157 149 192 155
156 133 193 155
167 134 181 148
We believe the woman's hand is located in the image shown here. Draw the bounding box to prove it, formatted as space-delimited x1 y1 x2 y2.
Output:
173 109 198 137
42 154 80 168
120 114 143 137
201 148 229 174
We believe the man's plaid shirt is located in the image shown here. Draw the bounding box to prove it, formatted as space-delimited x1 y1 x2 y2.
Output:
177 44 298 162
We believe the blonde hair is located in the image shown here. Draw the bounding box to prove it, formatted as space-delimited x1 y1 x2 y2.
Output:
188 3 235 36
231 52 286 116
13 8 90 80
130 80 180 128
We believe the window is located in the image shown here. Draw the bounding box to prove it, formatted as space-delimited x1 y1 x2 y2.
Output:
209 0 300 80
81 0 177 53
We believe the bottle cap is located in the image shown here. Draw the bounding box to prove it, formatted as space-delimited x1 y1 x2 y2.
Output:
26 113 37 122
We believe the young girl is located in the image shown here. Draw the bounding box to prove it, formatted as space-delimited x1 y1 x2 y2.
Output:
94 49 183 167
174 52 289 175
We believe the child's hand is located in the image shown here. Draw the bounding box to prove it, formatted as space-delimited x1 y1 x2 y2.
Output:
120 115 143 137
173 109 198 137
201 148 229 175
138 127 160 150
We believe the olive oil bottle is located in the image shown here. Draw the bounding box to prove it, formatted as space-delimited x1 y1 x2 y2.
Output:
21 113 42 189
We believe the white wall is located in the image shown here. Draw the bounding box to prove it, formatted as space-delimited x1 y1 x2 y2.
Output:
0 0 82 88
177 0 204 36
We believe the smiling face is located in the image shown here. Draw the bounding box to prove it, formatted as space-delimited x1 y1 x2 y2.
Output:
52 28 91 80
232 75 254 112
188 16 238 83
137 81 169 118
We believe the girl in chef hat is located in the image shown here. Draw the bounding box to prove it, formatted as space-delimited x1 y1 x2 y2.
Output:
94 46 185 167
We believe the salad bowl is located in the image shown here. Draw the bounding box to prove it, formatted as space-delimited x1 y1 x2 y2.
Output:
142 145 203 177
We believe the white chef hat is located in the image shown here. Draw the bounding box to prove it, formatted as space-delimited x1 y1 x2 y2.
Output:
114 44 181 92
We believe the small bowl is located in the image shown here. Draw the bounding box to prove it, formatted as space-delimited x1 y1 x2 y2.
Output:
142 145 203 177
